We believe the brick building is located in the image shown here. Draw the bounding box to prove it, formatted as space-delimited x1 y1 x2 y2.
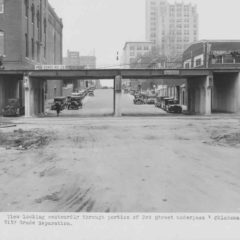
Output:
0 0 63 112
182 40 240 69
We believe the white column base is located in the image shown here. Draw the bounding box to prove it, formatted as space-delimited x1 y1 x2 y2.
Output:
114 92 122 117
24 75 31 117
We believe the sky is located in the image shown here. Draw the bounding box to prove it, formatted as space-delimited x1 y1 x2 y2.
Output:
49 0 240 68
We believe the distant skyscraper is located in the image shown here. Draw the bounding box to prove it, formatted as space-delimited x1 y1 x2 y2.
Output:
146 0 199 59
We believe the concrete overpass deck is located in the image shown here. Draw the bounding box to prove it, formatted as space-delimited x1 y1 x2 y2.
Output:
1 67 240 80
1 67 240 117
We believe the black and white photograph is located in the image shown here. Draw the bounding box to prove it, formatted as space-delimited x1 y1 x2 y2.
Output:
0 0 240 239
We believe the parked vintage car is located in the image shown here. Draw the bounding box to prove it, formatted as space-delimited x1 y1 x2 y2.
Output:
161 97 174 110
51 97 67 111
72 91 85 98
67 96 83 110
167 103 182 113
146 97 156 104
88 90 94 96
133 96 145 105
163 98 182 113
2 98 25 117
155 96 165 108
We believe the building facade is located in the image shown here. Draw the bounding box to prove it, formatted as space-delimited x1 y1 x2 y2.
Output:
63 50 97 68
0 0 63 111
121 42 154 68
63 50 81 66
146 0 198 59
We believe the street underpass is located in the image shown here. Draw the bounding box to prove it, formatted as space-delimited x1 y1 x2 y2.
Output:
1 68 240 117
46 86 115 118
45 88 170 118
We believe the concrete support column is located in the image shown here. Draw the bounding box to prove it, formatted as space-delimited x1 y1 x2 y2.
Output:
205 75 213 115
237 73 240 113
114 75 122 117
196 75 213 115
187 75 213 115
24 75 32 117
187 78 194 114
202 75 213 115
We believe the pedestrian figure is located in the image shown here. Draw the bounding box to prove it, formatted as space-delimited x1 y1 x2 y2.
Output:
55 102 61 117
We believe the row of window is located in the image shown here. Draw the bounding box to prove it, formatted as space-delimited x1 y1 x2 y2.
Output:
25 33 47 61
159 32 196 37
25 0 47 33
163 37 189 42
129 46 150 51
151 18 196 24
211 54 240 64
170 13 192 17
0 0 46 32
0 30 46 60
173 19 197 23
184 54 240 69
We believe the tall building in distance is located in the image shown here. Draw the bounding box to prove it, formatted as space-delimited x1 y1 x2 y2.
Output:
63 50 81 66
63 50 96 68
146 0 199 59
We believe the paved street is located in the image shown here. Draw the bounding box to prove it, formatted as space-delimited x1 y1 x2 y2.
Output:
46 89 167 117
